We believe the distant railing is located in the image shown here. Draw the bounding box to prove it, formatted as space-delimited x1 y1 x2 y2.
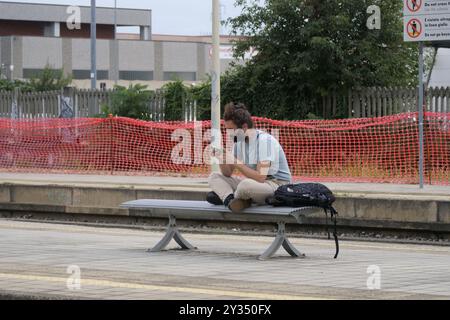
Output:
320 87 450 119
0 88 101 119
147 89 166 122
0 88 173 121
1 86 449 120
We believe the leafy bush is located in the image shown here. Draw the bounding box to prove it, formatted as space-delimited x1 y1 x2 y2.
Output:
161 79 188 121
0 65 71 92
0 79 34 92
29 65 72 92
107 84 153 120
190 79 212 121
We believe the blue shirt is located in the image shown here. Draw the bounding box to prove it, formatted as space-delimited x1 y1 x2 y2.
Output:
233 130 292 182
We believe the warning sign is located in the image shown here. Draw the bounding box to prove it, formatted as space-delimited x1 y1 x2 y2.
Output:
404 0 450 41
403 0 450 16
406 18 423 38
404 14 450 41
406 0 423 13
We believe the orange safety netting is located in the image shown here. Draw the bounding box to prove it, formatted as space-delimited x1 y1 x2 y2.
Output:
0 112 449 185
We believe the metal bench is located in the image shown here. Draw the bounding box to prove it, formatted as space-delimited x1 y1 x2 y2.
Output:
120 199 323 260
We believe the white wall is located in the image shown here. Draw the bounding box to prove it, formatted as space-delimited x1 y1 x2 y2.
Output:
119 40 154 71
163 42 197 72
22 37 62 69
72 39 109 70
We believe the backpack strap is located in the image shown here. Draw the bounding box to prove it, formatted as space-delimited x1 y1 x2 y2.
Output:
330 206 339 259
322 206 339 259
323 208 330 240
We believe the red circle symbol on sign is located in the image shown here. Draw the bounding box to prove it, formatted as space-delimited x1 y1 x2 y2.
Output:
407 18 422 38
406 0 422 13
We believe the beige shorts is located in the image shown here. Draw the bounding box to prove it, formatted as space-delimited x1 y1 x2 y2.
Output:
208 172 290 205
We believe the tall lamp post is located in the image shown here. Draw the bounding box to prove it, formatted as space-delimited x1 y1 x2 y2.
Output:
114 0 117 39
418 42 425 189
114 0 118 85
211 0 221 171
90 0 97 89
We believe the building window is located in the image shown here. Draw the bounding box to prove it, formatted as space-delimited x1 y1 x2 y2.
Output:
119 71 153 81
73 70 109 80
23 69 45 79
163 72 197 81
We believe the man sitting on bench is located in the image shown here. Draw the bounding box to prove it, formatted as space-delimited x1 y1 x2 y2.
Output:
207 102 292 213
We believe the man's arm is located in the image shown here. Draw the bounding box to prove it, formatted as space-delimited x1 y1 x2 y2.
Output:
222 143 272 183
231 133 274 183
213 147 235 177
235 160 271 184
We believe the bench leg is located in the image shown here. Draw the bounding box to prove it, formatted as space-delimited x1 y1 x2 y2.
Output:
148 229 175 252
174 232 197 250
148 215 197 253
282 238 302 257
258 222 305 260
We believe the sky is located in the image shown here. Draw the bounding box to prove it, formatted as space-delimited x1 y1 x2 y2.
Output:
1 0 244 35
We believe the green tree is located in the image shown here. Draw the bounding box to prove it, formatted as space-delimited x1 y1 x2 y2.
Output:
107 84 153 120
190 79 213 121
0 65 70 92
162 79 189 121
225 0 419 119
29 65 72 92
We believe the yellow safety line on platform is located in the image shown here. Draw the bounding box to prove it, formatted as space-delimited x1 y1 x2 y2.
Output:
0 273 327 300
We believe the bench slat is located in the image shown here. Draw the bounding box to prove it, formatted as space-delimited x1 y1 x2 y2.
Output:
120 199 321 216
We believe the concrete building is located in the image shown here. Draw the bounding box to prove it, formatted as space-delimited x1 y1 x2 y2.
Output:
428 48 450 88
0 1 243 89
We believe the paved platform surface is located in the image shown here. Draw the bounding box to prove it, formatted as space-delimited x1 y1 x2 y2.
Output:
0 219 449 300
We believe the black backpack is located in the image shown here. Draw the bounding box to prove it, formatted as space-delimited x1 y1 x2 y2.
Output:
266 183 339 259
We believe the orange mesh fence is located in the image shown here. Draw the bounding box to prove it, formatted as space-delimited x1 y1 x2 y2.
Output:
0 112 449 185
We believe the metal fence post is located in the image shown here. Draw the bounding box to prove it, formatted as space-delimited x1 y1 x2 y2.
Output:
418 42 425 189
12 87 19 119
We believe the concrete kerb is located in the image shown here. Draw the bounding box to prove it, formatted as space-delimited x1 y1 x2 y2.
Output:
0 173 449 230
0 180 449 232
